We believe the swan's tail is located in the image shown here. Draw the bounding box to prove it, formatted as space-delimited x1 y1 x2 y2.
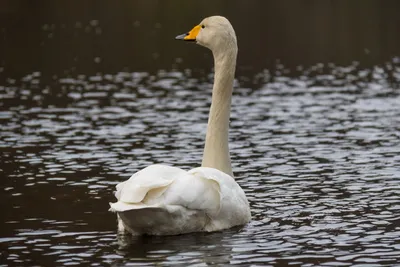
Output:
110 202 207 235
109 201 155 212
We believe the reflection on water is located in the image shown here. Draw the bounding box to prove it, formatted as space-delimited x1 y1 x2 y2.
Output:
1 61 400 265
1 1 400 266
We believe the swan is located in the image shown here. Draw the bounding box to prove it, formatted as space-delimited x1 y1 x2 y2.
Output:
109 16 251 235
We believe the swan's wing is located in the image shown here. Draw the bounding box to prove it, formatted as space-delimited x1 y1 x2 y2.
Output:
109 164 220 235
113 164 185 205
110 164 222 214
188 167 235 188
159 169 221 215
188 167 251 230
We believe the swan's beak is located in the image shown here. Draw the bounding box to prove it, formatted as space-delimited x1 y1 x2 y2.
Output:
175 25 201 42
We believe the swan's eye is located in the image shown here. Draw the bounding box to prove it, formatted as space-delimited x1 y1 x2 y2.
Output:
201 25 205 29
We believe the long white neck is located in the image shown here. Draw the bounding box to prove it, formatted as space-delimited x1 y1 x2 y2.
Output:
201 44 237 177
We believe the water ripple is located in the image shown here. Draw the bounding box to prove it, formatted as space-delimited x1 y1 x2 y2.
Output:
1 62 400 265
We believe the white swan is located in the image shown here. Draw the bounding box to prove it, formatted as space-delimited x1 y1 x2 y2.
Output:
109 16 251 235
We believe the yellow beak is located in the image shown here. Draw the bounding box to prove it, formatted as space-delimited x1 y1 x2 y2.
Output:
175 25 201 41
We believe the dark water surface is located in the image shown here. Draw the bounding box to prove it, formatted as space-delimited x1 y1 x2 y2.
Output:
1 1 400 266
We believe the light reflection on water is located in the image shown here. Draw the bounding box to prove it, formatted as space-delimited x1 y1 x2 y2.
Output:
1 60 400 265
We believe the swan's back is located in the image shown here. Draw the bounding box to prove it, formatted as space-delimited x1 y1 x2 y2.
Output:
110 165 250 235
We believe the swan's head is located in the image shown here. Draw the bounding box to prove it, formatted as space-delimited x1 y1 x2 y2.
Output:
175 16 237 53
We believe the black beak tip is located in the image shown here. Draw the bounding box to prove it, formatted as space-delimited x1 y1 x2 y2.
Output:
175 33 187 40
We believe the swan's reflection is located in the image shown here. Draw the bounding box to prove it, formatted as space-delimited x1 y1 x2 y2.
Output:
115 226 246 265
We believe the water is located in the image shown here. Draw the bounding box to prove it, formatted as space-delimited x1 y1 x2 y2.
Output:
1 1 400 266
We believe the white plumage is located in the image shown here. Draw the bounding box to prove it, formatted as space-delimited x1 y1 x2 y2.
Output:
110 165 250 235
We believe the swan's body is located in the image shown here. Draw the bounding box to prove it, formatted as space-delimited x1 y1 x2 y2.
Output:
109 16 251 235
110 165 249 235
